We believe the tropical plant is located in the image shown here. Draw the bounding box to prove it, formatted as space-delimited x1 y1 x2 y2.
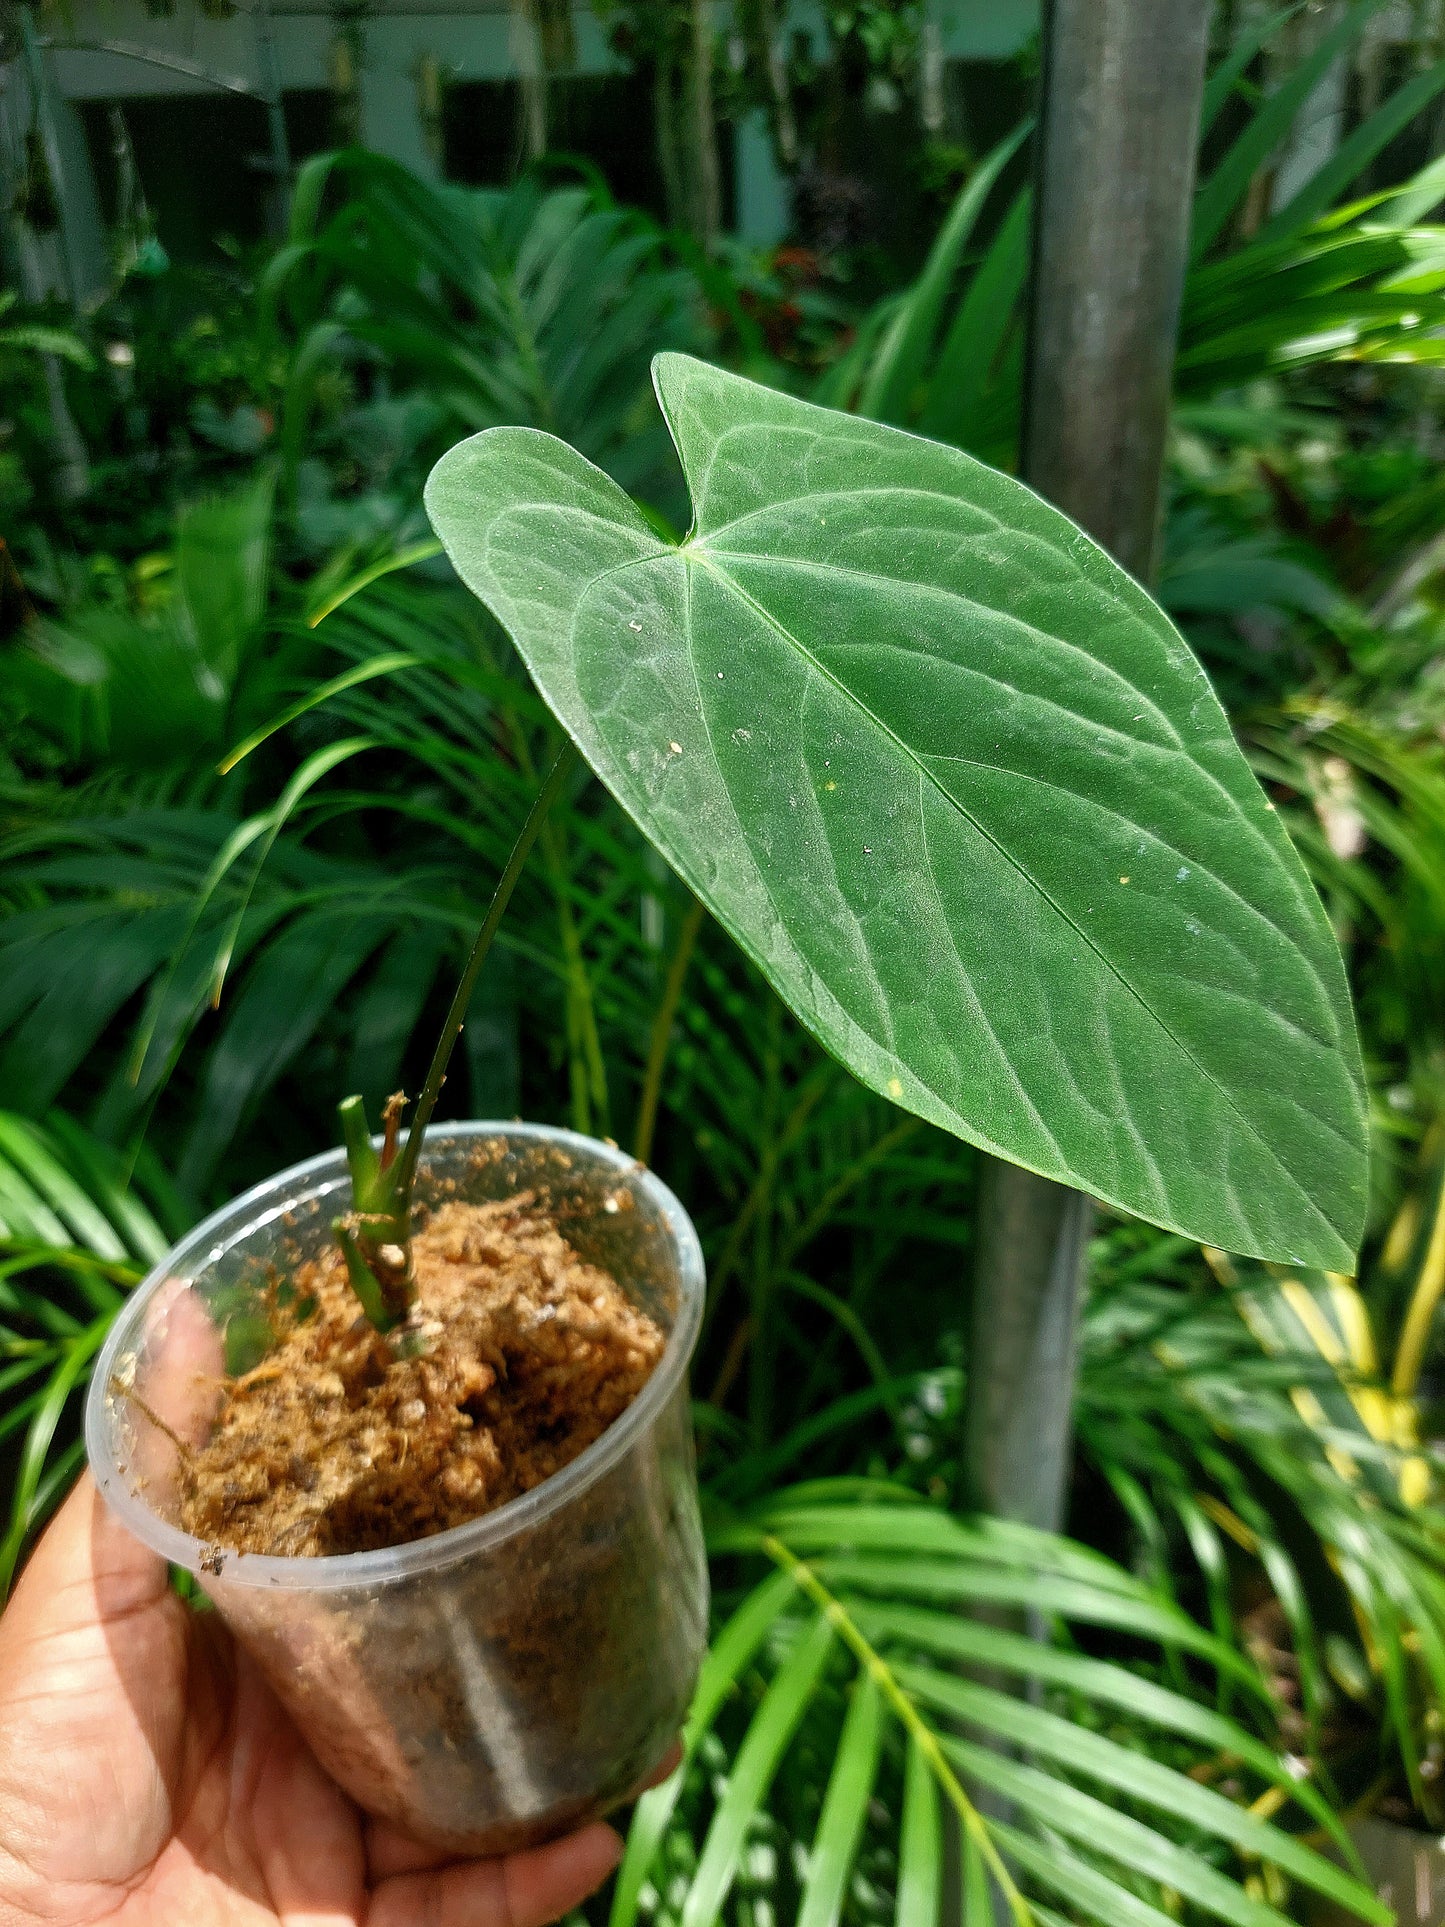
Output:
0 1108 177 1597
426 351 1366 1268
414 340 1410 1919
0 150 723 1205
263 150 711 535
824 21 1445 467
7 466 277 769
1249 687 1445 1097
611 1482 1387 1927
608 1135 1445 1927
3 12 1445 1918
0 290 93 371
1 578 515 1200
0 1102 1395 1925
1077 1188 1445 1806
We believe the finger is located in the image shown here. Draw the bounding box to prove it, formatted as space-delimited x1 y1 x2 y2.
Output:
0 1474 195 1901
366 1817 455 1880
124 1277 227 1506
0 1472 168 1645
368 1822 622 1927
365 1740 681 1881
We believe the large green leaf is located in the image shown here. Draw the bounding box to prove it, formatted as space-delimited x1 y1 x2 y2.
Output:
425 354 1366 1268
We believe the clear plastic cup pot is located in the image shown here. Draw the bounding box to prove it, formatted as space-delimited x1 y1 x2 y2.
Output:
84 1122 709 1857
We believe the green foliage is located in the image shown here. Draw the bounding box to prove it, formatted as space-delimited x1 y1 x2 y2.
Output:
817 125 1031 463
845 123 1031 430
1079 1219 1445 1816
828 51 1445 466
265 151 710 525
1190 1 1395 260
1 162 716 1207
6 266 279 574
330 741 578 1333
4 10 1445 1911
0 1110 176 1597
426 353 1366 1268
0 291 94 372
612 1484 1386 1927
1179 205 1445 396
9 468 276 767
1248 689 1445 1087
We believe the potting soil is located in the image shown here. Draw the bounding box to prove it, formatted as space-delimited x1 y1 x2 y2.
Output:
177 1191 665 1556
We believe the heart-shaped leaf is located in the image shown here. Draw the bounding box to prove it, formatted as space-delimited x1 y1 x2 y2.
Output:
425 354 1366 1269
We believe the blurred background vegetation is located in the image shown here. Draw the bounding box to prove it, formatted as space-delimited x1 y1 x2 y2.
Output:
7 2 1445 1922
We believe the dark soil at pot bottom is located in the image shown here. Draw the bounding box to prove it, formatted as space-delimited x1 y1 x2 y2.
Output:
176 1192 666 1556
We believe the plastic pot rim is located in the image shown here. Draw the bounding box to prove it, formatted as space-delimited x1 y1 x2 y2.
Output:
84 1120 705 1594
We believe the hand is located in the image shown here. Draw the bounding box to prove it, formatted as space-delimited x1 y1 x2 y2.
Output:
0 1474 651 1927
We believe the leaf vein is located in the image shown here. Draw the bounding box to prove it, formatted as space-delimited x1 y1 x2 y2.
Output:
694 554 1341 1250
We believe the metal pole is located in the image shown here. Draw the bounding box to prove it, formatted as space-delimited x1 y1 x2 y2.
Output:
962 1168 1092 1529
1020 0 1213 584
952 10 1214 1919
962 0 1213 1540
689 0 721 248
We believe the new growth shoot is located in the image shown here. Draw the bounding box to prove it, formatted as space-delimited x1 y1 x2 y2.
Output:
333 1091 413 1331
333 742 577 1337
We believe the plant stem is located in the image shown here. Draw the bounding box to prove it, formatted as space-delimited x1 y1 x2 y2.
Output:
633 894 704 1164
506 711 608 1135
395 739 577 1199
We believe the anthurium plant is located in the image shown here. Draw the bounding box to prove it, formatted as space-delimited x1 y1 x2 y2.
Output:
404 353 1364 1290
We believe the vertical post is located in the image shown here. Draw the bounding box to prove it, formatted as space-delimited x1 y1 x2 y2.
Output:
510 0 547 164
1020 0 1213 582
963 1169 1091 1529
952 10 1213 1922
962 0 1212 1538
252 0 293 238
1 28 89 502
689 0 721 248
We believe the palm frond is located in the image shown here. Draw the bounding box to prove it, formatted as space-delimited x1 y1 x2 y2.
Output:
1079 1214 1445 1814
267 153 710 506
833 49 1445 461
8 467 278 771
0 1110 175 1598
614 1486 1385 1927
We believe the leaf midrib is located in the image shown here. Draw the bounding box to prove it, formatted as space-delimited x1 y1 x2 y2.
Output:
677 545 1341 1247
689 476 1188 738
697 543 1357 1143
690 547 1347 1060
921 753 1339 1056
567 540 1067 1163
688 557 1327 974
697 538 1349 1037
703 539 1302 874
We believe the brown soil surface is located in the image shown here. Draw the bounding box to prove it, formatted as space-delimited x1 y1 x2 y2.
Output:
177 1193 665 1557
